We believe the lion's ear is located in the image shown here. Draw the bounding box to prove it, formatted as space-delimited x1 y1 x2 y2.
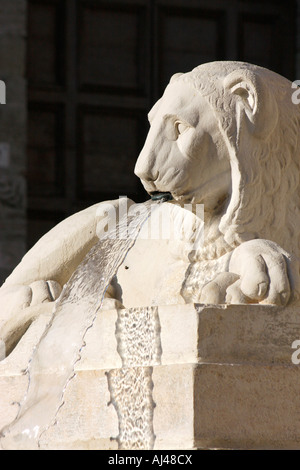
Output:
224 69 278 140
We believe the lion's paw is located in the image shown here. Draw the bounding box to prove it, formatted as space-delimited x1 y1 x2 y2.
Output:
201 239 292 306
200 272 240 304
0 280 62 313
228 239 291 306
0 280 63 359
0 284 33 312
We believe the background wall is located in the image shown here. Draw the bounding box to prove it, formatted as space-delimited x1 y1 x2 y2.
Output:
0 0 27 284
0 0 298 285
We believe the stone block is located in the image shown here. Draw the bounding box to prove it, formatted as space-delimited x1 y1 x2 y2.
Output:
39 370 119 450
194 363 300 450
0 304 300 449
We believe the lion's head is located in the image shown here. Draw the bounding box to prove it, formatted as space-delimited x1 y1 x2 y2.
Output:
135 61 300 265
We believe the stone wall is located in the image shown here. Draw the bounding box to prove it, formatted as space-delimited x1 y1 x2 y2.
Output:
0 0 27 285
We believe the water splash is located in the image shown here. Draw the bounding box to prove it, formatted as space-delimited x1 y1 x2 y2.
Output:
107 366 156 450
107 306 162 449
0 199 157 450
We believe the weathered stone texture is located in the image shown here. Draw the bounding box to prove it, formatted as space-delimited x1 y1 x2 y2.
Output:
1 304 300 450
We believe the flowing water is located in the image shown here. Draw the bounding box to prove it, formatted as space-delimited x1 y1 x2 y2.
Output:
0 199 158 450
107 305 162 449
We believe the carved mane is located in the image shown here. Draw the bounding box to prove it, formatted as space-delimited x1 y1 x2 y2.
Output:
175 62 300 267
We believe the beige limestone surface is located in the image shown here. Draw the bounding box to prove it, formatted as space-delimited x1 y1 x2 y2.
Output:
0 303 300 450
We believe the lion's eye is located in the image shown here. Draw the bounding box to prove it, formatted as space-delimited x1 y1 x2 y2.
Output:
175 121 189 137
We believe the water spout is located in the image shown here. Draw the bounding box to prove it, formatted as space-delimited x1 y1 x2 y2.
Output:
150 192 173 202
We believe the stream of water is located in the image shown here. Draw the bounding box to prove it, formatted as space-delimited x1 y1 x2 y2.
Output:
0 199 157 450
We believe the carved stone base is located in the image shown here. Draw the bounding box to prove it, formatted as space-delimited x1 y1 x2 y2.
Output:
0 304 300 450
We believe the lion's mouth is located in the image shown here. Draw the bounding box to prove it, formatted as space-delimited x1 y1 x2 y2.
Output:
150 191 173 202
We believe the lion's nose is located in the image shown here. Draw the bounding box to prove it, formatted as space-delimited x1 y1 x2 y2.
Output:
134 153 158 183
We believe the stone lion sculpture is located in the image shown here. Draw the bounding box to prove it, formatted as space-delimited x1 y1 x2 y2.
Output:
0 60 300 358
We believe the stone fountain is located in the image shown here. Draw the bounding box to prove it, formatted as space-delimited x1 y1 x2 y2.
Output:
1 61 300 450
